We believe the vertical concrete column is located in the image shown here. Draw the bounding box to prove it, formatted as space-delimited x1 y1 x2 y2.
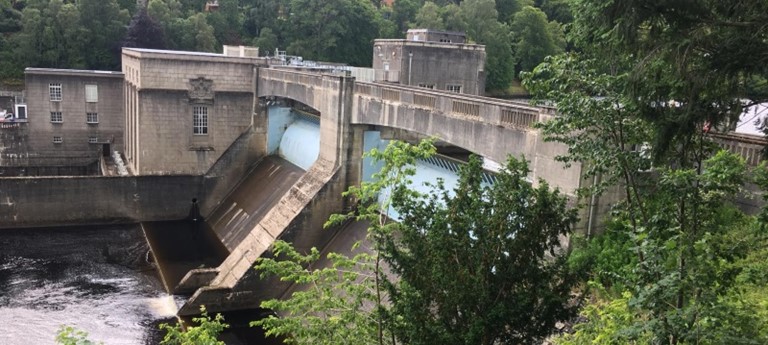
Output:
317 75 355 168
124 82 130 161
250 67 268 160
134 86 140 173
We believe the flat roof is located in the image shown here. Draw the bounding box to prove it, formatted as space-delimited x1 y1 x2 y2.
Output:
123 47 227 58
407 28 466 36
122 47 266 65
25 68 124 77
374 39 485 50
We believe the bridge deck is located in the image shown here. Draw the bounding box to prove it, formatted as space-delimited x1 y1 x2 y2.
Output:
207 156 305 251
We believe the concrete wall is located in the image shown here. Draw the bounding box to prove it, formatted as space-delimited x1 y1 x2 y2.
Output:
0 124 267 228
352 81 582 196
373 40 486 95
12 69 124 169
122 48 262 175
135 90 253 174
0 174 202 229
179 68 362 315
407 29 467 43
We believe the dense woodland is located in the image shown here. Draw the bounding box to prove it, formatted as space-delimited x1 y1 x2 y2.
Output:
0 0 568 92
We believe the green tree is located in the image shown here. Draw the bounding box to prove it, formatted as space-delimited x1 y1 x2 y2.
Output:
56 326 103 345
122 8 166 50
253 241 384 345
0 0 22 33
159 306 228 345
255 140 578 344
524 1 768 340
384 155 579 345
510 6 564 74
568 0 768 154
460 0 515 90
255 140 436 345
441 3 465 32
390 0 419 34
413 1 444 30
284 0 381 66
206 0 242 46
535 0 572 24
78 0 130 70
188 13 217 52
254 27 278 57
495 0 532 24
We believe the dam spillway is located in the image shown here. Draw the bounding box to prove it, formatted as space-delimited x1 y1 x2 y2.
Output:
207 156 305 252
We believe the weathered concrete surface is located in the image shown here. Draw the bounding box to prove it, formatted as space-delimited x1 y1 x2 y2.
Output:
206 156 304 251
22 69 124 159
0 126 265 228
0 174 202 229
179 71 359 315
122 49 262 175
352 81 583 196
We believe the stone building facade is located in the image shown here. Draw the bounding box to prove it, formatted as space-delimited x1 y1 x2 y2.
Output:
20 68 124 168
122 48 264 175
373 29 486 95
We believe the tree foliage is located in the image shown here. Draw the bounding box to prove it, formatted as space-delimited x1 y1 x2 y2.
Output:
122 8 166 50
55 326 103 345
255 139 578 345
384 155 579 345
524 1 768 343
159 306 228 345
510 6 564 74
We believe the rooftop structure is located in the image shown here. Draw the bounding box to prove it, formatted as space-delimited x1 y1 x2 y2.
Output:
373 30 486 95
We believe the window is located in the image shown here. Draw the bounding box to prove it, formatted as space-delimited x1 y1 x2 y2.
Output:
446 84 462 93
439 39 452 43
418 83 435 89
86 112 98 124
85 84 98 103
53 136 62 144
50 111 62 123
193 106 208 135
88 137 98 144
49 83 62 101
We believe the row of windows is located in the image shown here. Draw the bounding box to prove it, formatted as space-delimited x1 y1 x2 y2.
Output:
49 83 98 102
52 136 100 144
417 83 462 93
50 112 98 123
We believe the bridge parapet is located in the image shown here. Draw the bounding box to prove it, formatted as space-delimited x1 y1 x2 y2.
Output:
259 68 327 89
354 81 548 130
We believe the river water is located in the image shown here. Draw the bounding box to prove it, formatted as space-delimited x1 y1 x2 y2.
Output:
0 224 175 345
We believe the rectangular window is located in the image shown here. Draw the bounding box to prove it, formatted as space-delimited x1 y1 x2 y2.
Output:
53 136 63 144
418 83 435 89
49 83 62 101
86 112 98 124
88 137 98 144
446 84 462 93
50 111 63 123
85 84 98 103
193 106 208 135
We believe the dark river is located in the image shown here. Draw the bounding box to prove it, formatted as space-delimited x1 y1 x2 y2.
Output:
0 224 174 345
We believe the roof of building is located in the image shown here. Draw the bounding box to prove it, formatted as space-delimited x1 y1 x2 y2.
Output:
374 39 485 51
122 47 266 65
406 28 467 36
25 68 123 77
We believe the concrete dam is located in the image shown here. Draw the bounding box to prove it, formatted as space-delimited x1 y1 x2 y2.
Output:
0 62 595 316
